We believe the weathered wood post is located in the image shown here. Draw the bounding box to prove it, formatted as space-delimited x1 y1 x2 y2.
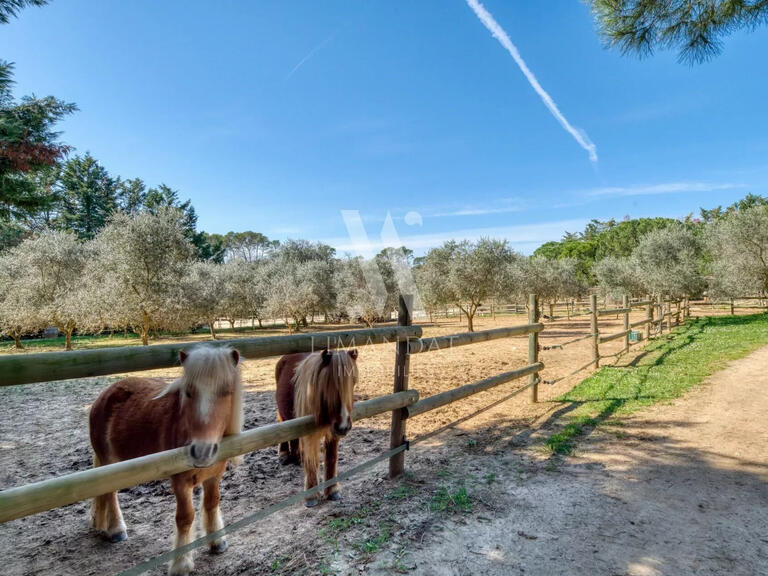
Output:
730 298 735 315
389 294 412 478
528 294 540 403
645 294 653 340
657 293 664 334
590 294 600 368
675 299 681 325
666 297 672 332
622 294 630 354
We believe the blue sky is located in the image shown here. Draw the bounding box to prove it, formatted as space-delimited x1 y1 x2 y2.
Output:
2 0 767 254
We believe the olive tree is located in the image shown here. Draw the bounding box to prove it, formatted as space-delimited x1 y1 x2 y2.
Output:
594 256 646 300
88 208 194 345
264 259 331 332
632 224 705 298
416 239 516 332
182 261 224 339
335 256 388 327
0 230 86 349
0 251 40 348
521 257 586 319
707 205 768 297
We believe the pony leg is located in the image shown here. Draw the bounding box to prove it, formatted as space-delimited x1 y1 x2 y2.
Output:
90 453 127 542
289 438 301 465
324 437 341 500
300 435 320 507
169 478 195 576
277 412 291 465
202 476 227 554
104 491 127 542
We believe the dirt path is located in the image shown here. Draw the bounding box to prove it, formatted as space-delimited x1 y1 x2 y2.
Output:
379 346 768 576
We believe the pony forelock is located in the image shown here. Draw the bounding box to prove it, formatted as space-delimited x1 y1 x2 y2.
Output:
154 346 243 437
294 349 358 424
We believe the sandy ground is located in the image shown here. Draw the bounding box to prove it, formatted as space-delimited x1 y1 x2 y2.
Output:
360 345 768 576
0 310 764 575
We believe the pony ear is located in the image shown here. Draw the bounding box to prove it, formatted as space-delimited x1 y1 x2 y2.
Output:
348 348 358 361
154 379 181 400
321 349 332 366
179 350 188 365
230 349 240 366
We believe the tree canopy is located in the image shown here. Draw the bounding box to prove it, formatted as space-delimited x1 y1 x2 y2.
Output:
588 0 768 64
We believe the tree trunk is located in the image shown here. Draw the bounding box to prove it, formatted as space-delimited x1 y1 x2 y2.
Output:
229 319 235 330
12 333 23 350
141 311 150 346
548 302 554 321
466 309 475 332
258 318 263 328
208 319 217 340
65 329 73 351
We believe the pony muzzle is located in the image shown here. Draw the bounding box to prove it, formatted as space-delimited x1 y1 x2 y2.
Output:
188 440 220 468
332 420 352 437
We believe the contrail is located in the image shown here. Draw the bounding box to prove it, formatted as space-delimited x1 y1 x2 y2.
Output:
465 0 598 164
286 32 336 80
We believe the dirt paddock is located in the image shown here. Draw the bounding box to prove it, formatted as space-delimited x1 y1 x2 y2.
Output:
1 310 765 575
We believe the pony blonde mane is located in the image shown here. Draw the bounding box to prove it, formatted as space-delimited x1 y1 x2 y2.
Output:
294 350 358 424
157 345 243 437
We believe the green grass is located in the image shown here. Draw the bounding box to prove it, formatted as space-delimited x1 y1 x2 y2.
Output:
546 313 768 455
429 485 472 513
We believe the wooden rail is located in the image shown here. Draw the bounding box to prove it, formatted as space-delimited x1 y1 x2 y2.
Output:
597 307 631 316
0 390 419 523
0 326 422 387
599 329 632 344
407 323 543 354
406 363 542 418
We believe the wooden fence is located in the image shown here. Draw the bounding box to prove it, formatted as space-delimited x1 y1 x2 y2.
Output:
0 291 685 532
0 298 544 523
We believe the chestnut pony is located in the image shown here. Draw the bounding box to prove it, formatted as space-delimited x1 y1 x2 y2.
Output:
89 346 243 576
275 348 358 507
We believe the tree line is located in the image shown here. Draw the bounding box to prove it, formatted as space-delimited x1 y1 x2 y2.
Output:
2 193 767 349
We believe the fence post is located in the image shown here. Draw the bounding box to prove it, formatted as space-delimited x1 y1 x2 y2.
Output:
675 300 681 325
645 294 653 340
657 293 664 334
666 297 672 332
590 294 600 368
389 294 412 479
730 298 735 315
528 294 539 403
622 294 630 354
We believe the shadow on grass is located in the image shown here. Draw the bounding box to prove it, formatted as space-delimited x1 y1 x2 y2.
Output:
545 314 768 455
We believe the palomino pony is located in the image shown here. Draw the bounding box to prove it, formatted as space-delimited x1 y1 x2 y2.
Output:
275 348 358 507
89 346 243 576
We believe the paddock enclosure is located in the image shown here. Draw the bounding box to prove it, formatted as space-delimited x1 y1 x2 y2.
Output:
0 294 735 574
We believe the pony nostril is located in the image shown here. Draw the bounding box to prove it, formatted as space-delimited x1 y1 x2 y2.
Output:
190 444 198 460
212 443 219 456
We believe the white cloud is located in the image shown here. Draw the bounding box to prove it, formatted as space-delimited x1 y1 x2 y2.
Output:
465 0 598 164
326 218 589 256
584 181 743 198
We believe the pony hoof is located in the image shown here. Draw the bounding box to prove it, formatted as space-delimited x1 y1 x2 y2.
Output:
327 492 342 502
210 540 228 555
304 497 319 508
108 531 127 543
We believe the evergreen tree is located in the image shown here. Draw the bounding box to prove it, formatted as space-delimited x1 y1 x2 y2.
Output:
588 0 768 63
58 153 117 240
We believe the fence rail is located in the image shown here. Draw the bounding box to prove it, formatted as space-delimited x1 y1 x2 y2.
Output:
0 326 422 387
408 323 543 354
